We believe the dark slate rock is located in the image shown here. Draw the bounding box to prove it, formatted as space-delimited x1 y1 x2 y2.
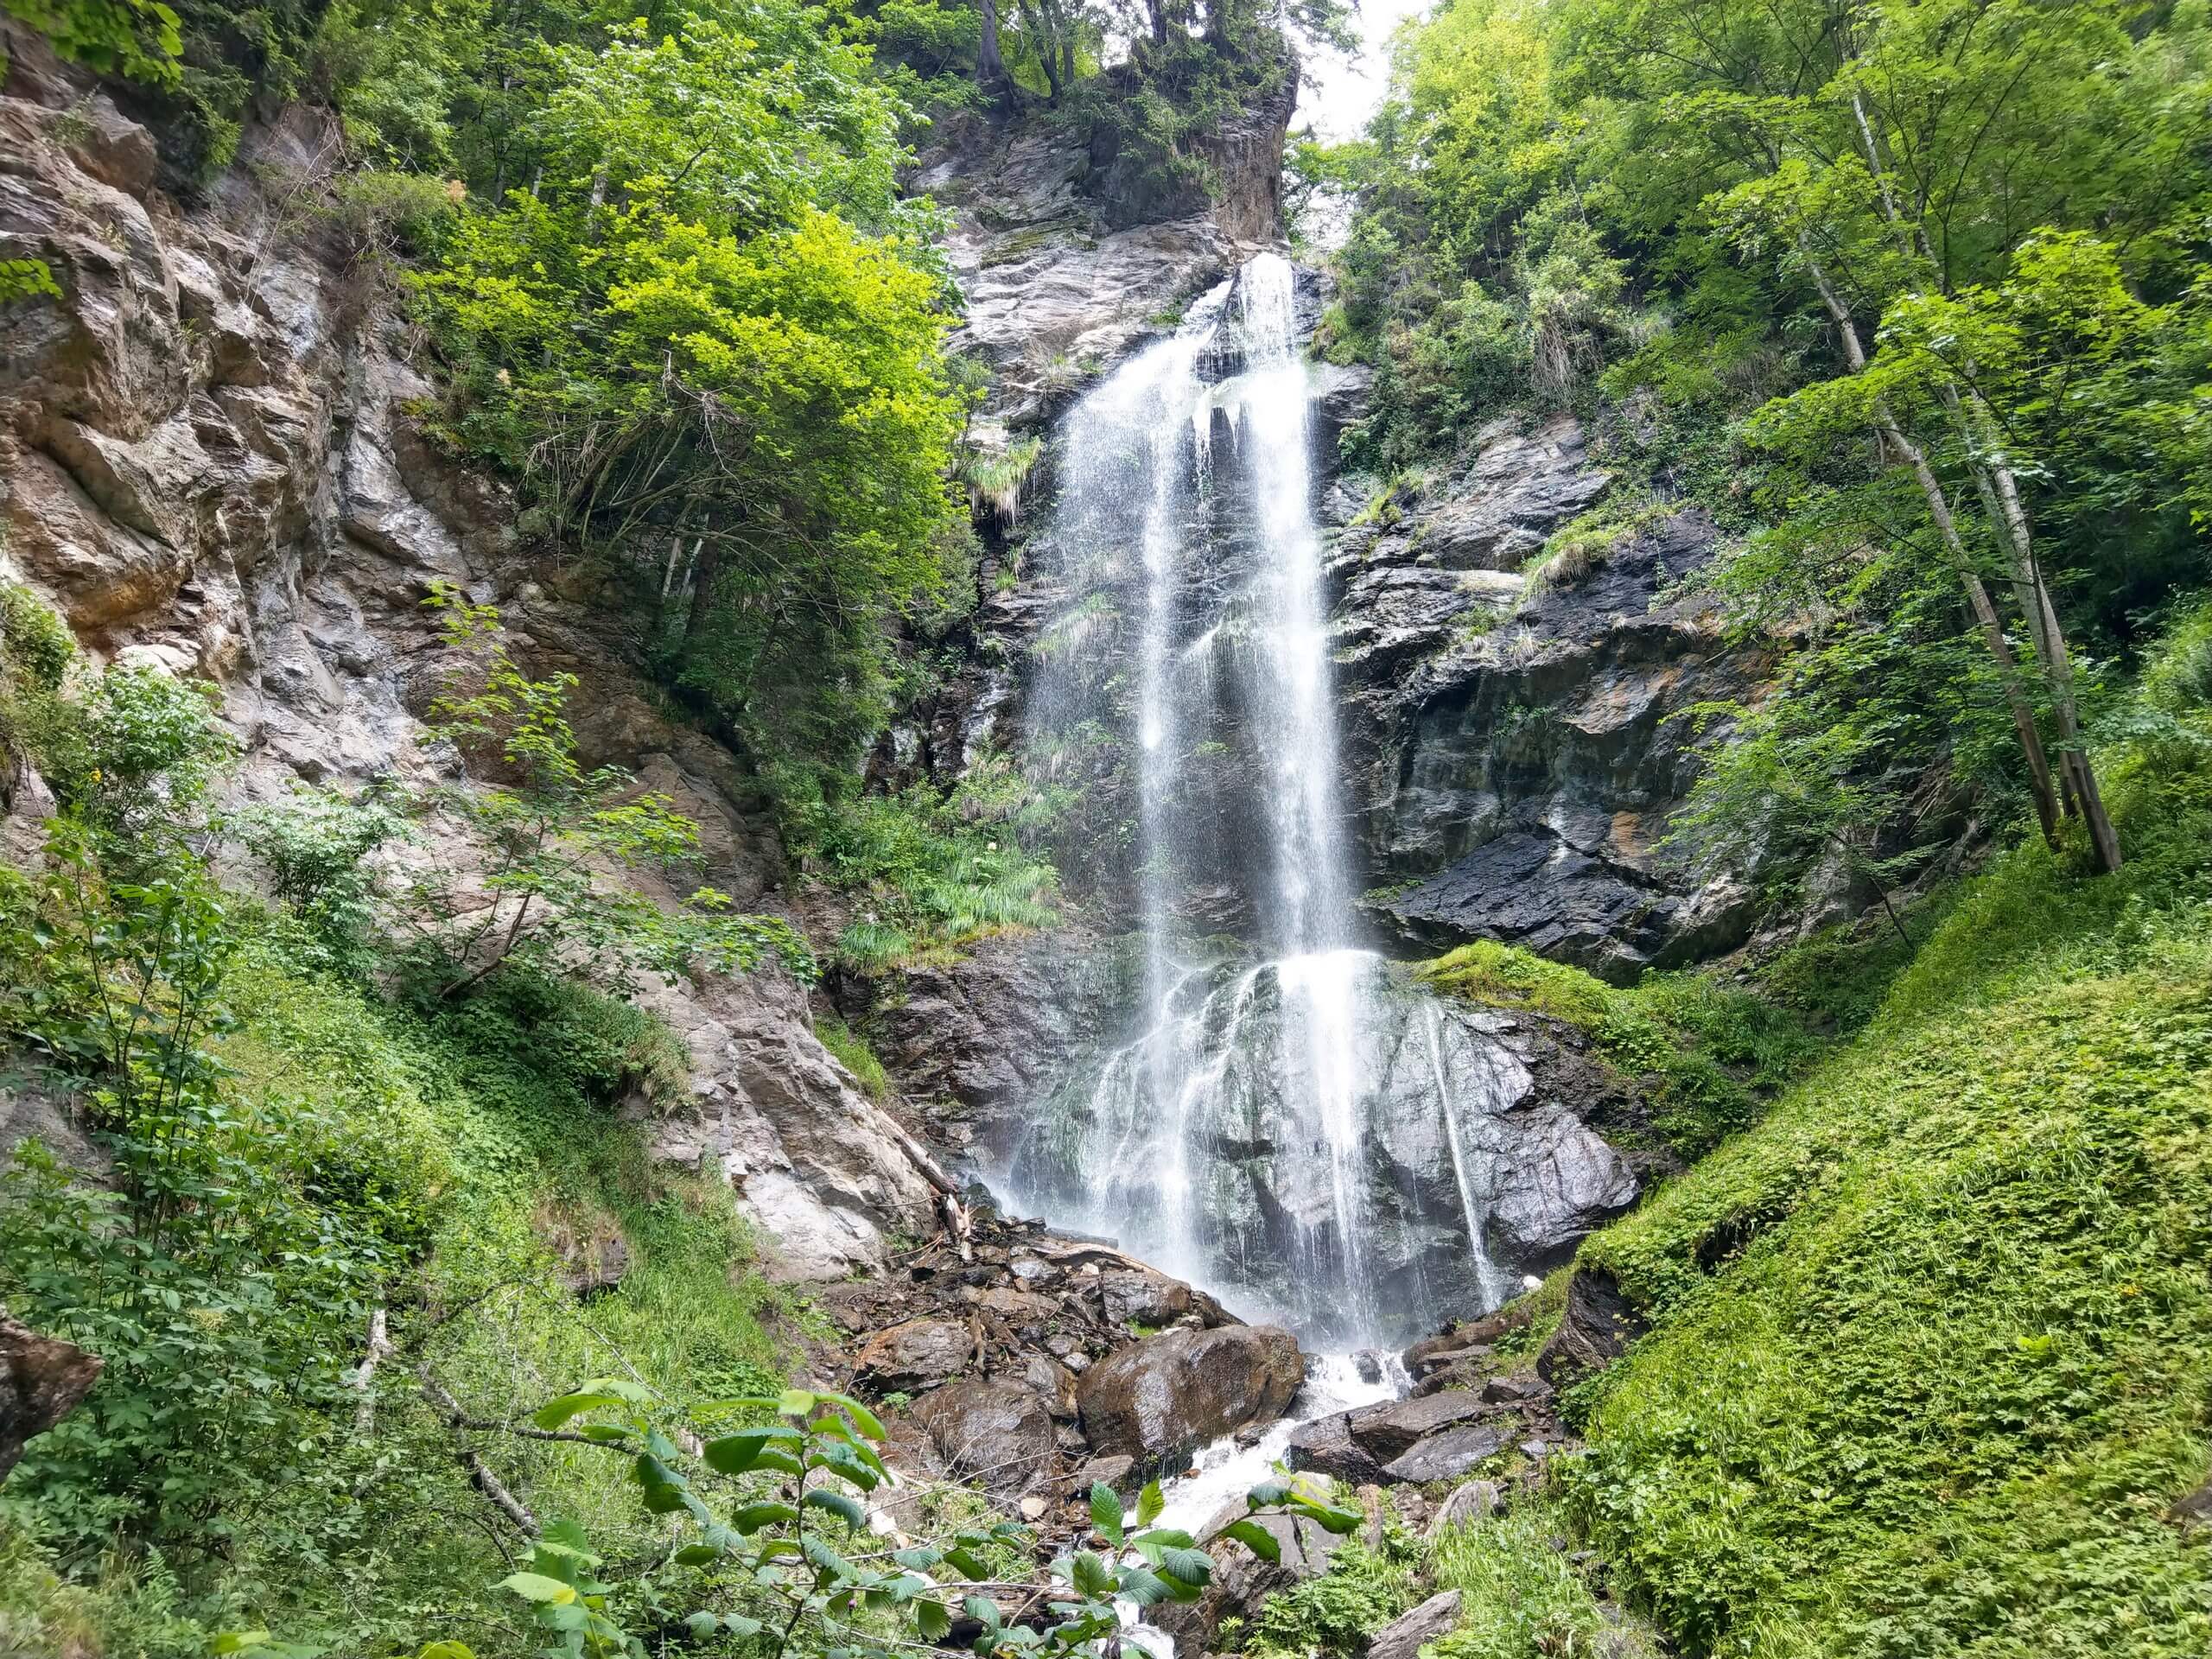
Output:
1382 1423 1510 1484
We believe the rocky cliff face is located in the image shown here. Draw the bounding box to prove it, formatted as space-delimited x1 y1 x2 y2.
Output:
0 28 939 1285
1324 416 1759 982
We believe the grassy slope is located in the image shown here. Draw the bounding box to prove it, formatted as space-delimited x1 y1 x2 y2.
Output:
1554 740 2212 1656
0 929 800 1656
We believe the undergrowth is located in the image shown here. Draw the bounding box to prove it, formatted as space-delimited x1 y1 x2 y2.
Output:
1551 629 2212 1655
795 784 1059 970
1415 938 1836 1159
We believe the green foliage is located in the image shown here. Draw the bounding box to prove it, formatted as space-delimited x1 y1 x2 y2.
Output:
409 0 966 804
1329 0 2212 901
0 828 397 1548
1554 658 2212 1655
1417 940 1823 1158
348 585 810 995
2 0 180 84
815 1014 892 1101
397 1388 1359 1659
1242 1533 1421 1658
1429 1497 1655 1659
795 782 1058 969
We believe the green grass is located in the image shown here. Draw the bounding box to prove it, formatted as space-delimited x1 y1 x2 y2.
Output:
0 918 799 1655
1417 938 1832 1159
1554 725 2212 1656
817 1014 893 1101
1431 1497 1660 1659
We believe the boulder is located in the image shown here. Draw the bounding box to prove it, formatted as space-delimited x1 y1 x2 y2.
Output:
1369 1591 1462 1659
1427 1479 1505 1539
1346 1391 1492 1463
910 1381 1057 1500
1536 1268 1646 1389
1481 1373 1552 1406
1151 1508 1351 1649
1076 1325 1304 1471
1382 1424 1509 1485
852 1319 973 1395
1 1312 102 1483
1286 1412 1390 1485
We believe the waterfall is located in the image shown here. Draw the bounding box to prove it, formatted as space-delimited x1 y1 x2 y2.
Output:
1006 254 1527 1350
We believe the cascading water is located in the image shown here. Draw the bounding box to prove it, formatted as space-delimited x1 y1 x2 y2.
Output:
1005 253 1562 1351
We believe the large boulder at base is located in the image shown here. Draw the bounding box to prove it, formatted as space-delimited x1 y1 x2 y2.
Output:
1286 1411 1391 1485
1370 1591 1463 1659
1076 1325 1305 1471
1382 1423 1509 1485
1535 1268 1647 1388
852 1319 973 1395
1345 1390 1492 1463
909 1381 1057 1500
1 1312 102 1482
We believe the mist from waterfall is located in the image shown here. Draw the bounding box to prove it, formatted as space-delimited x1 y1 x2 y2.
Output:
1007 253 1522 1349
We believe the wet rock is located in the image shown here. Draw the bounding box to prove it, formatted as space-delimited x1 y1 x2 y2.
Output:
1481 1373 1552 1406
1329 415 1762 981
1071 1452 1137 1496
1427 1479 1505 1538
1353 1350 1385 1383
911 1381 1057 1500
1369 1591 1462 1659
1346 1390 1493 1463
1536 1268 1646 1389
852 1319 973 1395
1099 1266 1199 1329
1286 1412 1390 1485
1 1311 102 1482
1382 1423 1509 1484
1076 1325 1304 1471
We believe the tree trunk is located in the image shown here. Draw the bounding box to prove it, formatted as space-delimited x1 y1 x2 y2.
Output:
1798 240 2066 848
976 0 1009 90
1845 90 2121 871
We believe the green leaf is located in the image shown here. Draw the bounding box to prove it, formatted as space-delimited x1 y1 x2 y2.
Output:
1160 1546 1212 1586
1247 1479 1292 1509
963 1595 1003 1637
813 1388 887 1440
944 1546 989 1580
804 1487 868 1530
722 1616 763 1637
211 1634 272 1656
532 1391 626 1430
1117 1566 1172 1608
1222 1518 1281 1564
778 1387 818 1418
916 1599 953 1640
893 1546 944 1570
1136 1480 1165 1526
1294 1498 1363 1535
702 1427 800 1474
1089 1481 1124 1547
732 1501 799 1533
497 1572 578 1605
1071 1550 1116 1599
683 1612 721 1637
673 1544 724 1566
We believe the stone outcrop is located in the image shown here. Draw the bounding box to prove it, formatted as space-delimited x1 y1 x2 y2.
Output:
912 72 1294 434
0 28 943 1284
0 1311 100 1482
1075 1325 1305 1472
1327 415 1759 982
1536 1267 1648 1388
1370 1591 1463 1659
